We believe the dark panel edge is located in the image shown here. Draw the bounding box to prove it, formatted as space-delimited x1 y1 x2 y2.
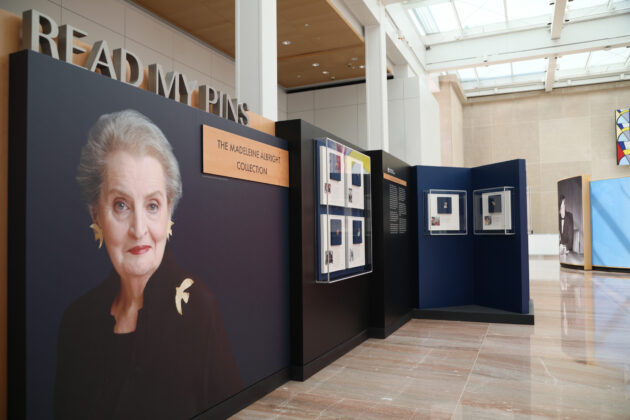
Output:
412 300 535 325
7 50 29 419
291 330 368 381
192 367 290 420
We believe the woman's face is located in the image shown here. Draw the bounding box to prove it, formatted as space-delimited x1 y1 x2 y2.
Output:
94 150 170 282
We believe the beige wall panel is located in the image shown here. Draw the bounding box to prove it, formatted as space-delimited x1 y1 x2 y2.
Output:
464 125 493 167
492 121 540 164
539 117 591 164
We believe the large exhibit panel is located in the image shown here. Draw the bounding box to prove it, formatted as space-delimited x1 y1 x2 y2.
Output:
276 120 371 381
557 175 592 270
315 138 372 282
366 151 414 338
471 160 530 314
414 159 532 321
415 167 474 309
590 176 630 270
8 51 290 419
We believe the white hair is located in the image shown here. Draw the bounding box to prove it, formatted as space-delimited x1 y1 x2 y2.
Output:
76 109 182 213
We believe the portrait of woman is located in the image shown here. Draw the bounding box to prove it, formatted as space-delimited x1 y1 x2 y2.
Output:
53 110 242 419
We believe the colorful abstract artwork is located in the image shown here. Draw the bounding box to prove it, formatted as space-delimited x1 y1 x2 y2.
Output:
617 108 630 165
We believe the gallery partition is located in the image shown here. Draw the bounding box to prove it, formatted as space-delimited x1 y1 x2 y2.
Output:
275 120 372 380
8 50 291 419
414 159 533 323
366 151 415 338
590 176 630 271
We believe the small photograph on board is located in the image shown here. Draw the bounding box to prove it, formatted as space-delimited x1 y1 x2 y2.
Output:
488 194 502 213
329 153 341 181
325 250 333 265
431 216 441 226
437 196 452 214
348 188 353 203
351 162 362 186
352 220 362 244
484 216 492 225
330 219 343 246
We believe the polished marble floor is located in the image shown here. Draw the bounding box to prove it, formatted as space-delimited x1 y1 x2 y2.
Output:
232 257 630 419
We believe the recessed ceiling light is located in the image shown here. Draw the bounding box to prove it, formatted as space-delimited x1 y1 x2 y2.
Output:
359 65 365 69
322 70 329 75
312 63 320 67
297 74 302 78
351 57 358 61
281 40 291 46
304 23 310 27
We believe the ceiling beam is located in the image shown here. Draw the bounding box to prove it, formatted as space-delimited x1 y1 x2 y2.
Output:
550 0 568 40
545 56 557 91
423 13 630 71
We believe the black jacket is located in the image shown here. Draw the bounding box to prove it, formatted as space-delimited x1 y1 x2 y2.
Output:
53 249 242 419
559 211 574 252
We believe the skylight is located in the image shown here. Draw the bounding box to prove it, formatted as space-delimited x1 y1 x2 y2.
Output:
589 47 630 67
455 0 505 29
476 63 511 79
457 68 478 81
557 52 590 70
512 58 547 75
505 0 552 21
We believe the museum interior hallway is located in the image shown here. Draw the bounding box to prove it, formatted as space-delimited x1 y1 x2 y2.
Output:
232 257 630 419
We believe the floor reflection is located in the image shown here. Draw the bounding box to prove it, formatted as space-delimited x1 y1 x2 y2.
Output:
233 258 630 419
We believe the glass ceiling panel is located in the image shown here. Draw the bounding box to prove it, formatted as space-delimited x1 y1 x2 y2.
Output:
512 58 547 75
457 68 478 81
589 48 630 67
476 63 512 79
454 0 505 29
557 52 590 70
505 0 553 21
567 0 609 10
428 3 460 33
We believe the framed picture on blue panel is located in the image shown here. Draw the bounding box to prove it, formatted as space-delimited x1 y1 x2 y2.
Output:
437 196 451 214
488 194 502 213
424 190 467 235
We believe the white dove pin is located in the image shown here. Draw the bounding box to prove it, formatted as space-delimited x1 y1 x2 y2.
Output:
175 278 194 315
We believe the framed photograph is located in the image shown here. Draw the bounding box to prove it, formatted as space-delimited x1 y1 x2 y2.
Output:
473 187 515 235
424 190 467 235
437 196 452 214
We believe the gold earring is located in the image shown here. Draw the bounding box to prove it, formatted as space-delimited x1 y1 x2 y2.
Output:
89 224 104 248
167 220 174 240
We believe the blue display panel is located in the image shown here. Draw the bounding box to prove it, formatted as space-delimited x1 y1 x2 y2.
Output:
590 177 630 269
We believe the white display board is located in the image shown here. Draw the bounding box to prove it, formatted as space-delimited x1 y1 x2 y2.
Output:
345 216 365 268
319 146 345 207
428 193 460 231
320 214 347 274
345 156 364 210
481 190 512 231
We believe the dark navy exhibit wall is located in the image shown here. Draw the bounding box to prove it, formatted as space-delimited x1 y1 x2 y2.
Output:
367 151 413 337
471 159 529 313
276 120 370 379
415 166 474 308
9 51 290 419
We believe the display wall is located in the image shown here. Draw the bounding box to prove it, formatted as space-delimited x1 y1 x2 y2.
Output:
8 50 290 419
415 159 531 320
276 120 371 380
557 175 592 270
590 176 630 270
366 151 415 338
